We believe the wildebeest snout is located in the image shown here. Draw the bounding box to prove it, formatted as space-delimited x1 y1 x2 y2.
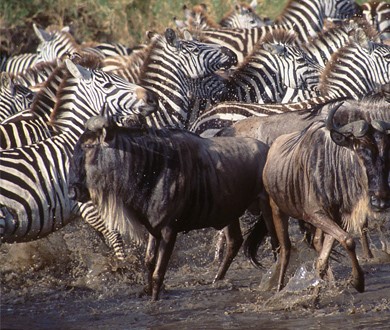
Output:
370 194 390 211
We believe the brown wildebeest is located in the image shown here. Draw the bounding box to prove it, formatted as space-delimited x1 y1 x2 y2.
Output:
260 102 390 292
68 115 272 300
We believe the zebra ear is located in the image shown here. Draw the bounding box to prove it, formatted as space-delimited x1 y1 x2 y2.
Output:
61 26 70 33
65 59 92 80
250 0 257 9
165 28 178 47
264 43 286 56
33 24 51 42
183 30 193 41
351 28 373 52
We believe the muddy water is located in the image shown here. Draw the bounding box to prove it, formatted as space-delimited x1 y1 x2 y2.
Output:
1 217 390 329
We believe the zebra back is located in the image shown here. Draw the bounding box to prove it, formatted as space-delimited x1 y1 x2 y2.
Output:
275 0 357 43
189 96 341 137
319 30 390 99
223 29 322 104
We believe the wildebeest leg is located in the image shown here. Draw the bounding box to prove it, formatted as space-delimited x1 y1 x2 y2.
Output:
315 233 335 281
213 230 226 264
152 227 177 301
269 198 291 292
312 228 324 253
213 219 243 282
259 193 279 259
305 213 365 292
145 234 159 296
360 223 373 259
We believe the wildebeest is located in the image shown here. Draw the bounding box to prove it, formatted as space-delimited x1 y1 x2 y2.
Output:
258 102 390 293
69 115 271 300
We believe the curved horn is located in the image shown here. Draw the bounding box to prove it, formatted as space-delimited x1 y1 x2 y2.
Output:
326 101 369 137
85 116 110 132
372 120 390 134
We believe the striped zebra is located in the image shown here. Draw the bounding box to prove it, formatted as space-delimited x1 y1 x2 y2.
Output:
274 0 357 43
134 28 237 129
189 0 356 65
176 1 268 30
0 59 158 258
221 29 322 104
1 25 78 75
319 29 390 100
220 0 271 29
189 95 341 137
360 1 390 42
0 73 35 122
1 24 133 76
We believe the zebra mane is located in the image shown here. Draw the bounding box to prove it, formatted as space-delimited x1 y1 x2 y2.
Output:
29 62 69 117
260 28 297 46
0 72 12 91
232 28 297 71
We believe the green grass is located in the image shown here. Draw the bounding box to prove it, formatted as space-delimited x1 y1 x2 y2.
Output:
0 0 369 51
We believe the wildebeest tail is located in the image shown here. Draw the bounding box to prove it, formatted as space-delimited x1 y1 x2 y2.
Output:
243 212 268 268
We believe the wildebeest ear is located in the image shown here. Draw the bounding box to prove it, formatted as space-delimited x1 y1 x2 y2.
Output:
330 131 351 147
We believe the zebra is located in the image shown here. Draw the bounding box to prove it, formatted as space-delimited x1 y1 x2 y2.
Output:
133 28 237 129
219 0 271 29
1 25 78 75
0 59 158 258
360 1 390 42
1 24 133 76
274 0 357 43
220 29 322 104
187 0 356 65
319 29 390 100
0 73 35 122
189 95 341 137
176 1 269 30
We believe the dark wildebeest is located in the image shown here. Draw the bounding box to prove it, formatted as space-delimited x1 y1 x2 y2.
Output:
68 115 271 300
258 102 390 293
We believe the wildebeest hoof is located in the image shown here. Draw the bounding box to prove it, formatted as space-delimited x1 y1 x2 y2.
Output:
350 276 365 293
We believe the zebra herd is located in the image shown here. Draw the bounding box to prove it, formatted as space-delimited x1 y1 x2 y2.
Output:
1 0 390 281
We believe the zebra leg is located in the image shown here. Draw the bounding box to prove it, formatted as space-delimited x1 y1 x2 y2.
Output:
75 201 126 260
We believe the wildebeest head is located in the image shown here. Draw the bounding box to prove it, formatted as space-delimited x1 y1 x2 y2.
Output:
68 116 111 203
327 103 390 211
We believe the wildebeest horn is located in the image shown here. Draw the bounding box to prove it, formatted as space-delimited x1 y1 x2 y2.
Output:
326 101 368 138
371 120 390 134
85 116 110 132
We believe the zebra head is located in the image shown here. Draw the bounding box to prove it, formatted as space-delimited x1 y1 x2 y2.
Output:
221 0 268 29
34 25 78 64
149 28 237 79
49 60 158 131
261 30 321 93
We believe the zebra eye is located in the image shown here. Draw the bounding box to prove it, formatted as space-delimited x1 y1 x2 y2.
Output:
191 46 200 55
103 82 114 89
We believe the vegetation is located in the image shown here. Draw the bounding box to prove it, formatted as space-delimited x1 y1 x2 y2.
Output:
0 0 288 54
1 0 366 54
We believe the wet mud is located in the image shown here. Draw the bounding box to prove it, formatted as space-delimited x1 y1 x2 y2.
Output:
1 217 390 329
